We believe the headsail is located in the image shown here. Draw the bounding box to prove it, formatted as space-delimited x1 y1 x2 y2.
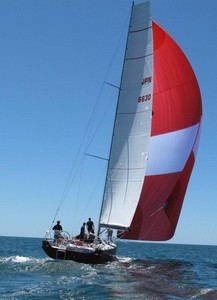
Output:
99 2 154 230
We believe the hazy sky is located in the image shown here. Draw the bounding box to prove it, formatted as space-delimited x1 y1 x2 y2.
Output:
0 0 216 245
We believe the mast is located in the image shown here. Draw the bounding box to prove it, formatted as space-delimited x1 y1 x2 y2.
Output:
97 2 135 236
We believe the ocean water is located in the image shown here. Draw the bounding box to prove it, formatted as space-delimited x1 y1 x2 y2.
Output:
0 236 217 299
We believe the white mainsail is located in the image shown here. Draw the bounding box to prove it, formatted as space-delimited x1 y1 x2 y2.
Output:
99 2 153 230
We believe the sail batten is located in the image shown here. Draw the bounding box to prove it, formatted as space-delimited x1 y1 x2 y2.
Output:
130 25 152 34
126 53 153 60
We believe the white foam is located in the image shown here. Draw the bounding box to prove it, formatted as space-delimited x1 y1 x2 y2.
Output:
191 288 215 298
1 255 48 264
116 256 133 263
12 256 31 263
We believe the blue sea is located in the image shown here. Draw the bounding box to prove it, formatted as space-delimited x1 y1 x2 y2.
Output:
0 236 217 299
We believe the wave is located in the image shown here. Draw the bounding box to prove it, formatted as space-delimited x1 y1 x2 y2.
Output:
116 255 134 263
1 254 217 299
0 255 52 274
191 288 217 299
0 255 49 264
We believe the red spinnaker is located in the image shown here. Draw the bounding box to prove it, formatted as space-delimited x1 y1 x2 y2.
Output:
120 22 202 241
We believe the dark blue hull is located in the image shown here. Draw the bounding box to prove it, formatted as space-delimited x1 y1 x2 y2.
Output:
42 240 117 264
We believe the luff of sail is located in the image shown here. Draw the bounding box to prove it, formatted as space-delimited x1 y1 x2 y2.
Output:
120 20 202 240
99 2 154 230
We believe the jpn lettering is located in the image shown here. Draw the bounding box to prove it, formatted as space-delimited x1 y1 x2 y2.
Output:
141 76 152 85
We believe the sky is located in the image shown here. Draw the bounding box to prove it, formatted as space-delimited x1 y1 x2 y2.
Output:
0 0 216 245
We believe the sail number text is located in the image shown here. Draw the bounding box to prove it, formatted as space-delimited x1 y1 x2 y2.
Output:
138 76 152 103
138 94 151 103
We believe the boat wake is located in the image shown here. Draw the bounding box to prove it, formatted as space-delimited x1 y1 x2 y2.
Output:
1 253 217 299
106 257 217 299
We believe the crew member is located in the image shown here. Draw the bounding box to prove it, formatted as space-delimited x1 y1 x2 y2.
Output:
80 222 87 240
52 220 63 240
87 218 94 234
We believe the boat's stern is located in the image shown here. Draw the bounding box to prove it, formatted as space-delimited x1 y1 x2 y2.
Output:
42 239 58 259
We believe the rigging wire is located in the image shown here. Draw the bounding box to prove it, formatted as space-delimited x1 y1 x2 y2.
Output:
50 10 131 230
85 88 117 157
50 82 106 229
69 89 117 234
76 165 107 232
71 154 85 235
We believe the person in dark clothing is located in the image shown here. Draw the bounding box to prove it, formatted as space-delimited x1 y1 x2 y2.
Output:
52 220 63 240
107 228 113 241
80 222 87 240
52 221 63 231
87 218 94 234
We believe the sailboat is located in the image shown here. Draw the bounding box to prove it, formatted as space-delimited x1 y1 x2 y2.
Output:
42 1 202 263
